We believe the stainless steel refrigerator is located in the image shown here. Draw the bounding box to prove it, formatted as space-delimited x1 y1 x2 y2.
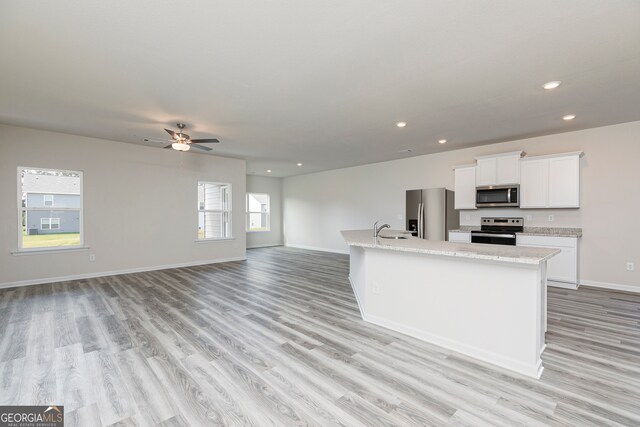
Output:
406 188 459 241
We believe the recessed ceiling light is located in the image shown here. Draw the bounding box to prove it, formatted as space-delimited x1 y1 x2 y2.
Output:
396 121 407 128
562 114 576 121
267 169 272 173
438 139 447 144
297 163 302 166
543 81 562 90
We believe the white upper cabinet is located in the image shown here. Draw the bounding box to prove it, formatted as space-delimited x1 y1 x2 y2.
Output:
475 158 497 187
454 165 477 210
520 152 582 209
475 151 523 186
548 156 580 208
520 159 549 208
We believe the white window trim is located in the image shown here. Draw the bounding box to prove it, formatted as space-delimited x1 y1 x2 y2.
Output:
17 167 84 253
197 181 233 241
40 217 61 230
245 193 271 233
44 194 54 207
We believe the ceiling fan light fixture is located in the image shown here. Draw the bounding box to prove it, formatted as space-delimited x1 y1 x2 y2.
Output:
172 142 190 151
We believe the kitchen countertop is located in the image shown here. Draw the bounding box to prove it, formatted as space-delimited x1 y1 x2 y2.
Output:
449 226 582 238
342 230 559 265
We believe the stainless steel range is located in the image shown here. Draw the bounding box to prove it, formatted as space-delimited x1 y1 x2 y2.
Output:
470 217 524 246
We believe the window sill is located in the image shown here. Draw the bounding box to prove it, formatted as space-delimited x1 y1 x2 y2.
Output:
12 246 90 256
195 238 235 243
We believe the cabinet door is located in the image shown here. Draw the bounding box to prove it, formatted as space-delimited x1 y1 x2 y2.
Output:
520 159 549 208
448 231 471 243
476 158 497 187
517 236 578 284
496 155 520 185
454 166 477 209
547 246 578 283
548 156 580 208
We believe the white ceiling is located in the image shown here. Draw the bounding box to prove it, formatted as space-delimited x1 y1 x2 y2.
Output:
1 1 639 177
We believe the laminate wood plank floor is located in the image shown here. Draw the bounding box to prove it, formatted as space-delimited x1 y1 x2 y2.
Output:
1 246 639 426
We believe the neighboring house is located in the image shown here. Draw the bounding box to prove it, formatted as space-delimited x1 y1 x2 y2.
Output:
22 173 80 235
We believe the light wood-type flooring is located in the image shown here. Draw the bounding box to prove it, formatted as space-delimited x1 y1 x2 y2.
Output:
0 247 639 426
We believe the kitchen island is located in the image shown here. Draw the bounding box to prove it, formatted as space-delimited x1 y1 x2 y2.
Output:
342 229 559 378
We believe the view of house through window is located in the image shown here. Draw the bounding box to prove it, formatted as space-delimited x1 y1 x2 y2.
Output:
246 193 270 232
198 182 232 239
19 167 83 249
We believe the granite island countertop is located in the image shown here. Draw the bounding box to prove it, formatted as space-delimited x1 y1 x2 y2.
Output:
449 226 582 238
342 230 559 265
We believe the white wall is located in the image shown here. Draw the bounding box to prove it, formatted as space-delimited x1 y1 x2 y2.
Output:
246 175 283 248
0 124 246 287
283 121 640 289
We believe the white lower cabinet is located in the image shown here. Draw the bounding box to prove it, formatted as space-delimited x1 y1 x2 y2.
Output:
516 235 579 287
448 231 471 243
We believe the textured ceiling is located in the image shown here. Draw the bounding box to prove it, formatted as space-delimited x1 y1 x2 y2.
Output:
1 1 639 177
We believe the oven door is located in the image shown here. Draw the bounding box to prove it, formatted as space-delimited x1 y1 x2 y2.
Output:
476 186 519 207
471 232 517 246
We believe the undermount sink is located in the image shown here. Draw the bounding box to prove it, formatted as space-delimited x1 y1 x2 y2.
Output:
378 235 409 239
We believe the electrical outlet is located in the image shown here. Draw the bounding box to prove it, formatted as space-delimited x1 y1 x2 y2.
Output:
526 215 533 221
548 215 554 222
397 213 403 221
465 214 470 221
627 262 635 271
89 254 96 262
372 281 381 295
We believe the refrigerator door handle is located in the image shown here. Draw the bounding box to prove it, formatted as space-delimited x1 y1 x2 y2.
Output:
418 203 424 239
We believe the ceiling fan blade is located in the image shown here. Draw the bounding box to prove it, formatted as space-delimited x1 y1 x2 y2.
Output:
190 138 220 143
164 144 173 149
164 128 178 139
191 143 213 151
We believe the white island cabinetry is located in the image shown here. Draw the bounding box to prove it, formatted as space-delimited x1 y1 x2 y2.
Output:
342 230 558 378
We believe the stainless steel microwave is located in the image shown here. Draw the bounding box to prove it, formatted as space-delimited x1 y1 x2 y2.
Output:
476 185 519 208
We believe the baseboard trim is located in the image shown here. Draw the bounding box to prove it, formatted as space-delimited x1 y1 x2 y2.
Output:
247 244 283 249
580 280 640 294
363 312 543 379
347 275 365 318
0 256 247 290
285 243 349 255
547 280 579 290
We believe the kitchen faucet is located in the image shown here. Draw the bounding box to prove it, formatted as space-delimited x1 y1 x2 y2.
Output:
373 220 390 237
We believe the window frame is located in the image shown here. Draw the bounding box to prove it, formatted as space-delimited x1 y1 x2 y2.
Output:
43 194 54 207
17 167 84 252
197 181 233 241
245 192 271 232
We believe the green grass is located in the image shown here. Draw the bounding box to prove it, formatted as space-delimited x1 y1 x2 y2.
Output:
22 233 80 248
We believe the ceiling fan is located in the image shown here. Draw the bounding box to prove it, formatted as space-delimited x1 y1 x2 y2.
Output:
145 123 220 152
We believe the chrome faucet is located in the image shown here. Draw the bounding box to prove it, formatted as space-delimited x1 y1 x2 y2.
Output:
373 220 391 237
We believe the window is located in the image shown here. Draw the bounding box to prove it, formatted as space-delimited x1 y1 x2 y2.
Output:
246 193 270 232
18 167 83 250
198 182 232 240
41 218 60 230
44 194 54 207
